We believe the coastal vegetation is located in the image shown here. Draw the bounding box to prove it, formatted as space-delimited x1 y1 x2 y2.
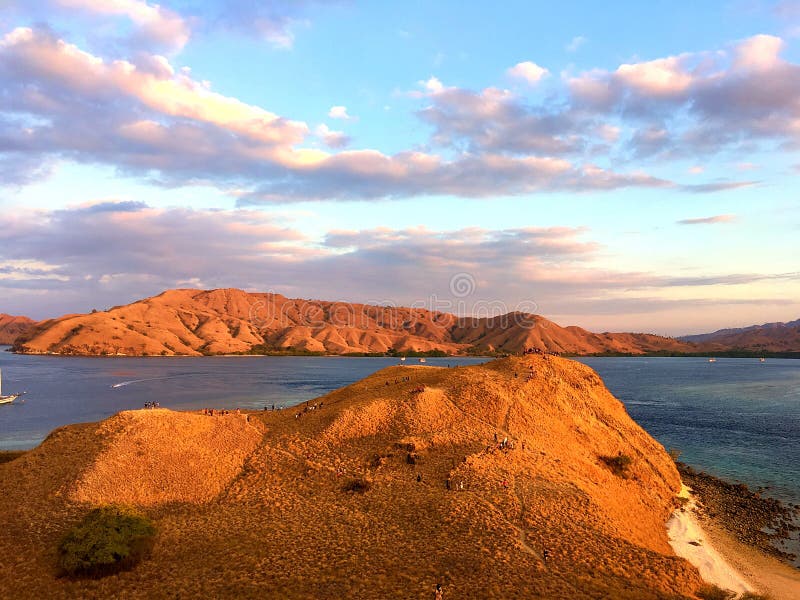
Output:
341 477 372 493
568 350 800 359
696 585 773 600
57 506 155 578
600 453 634 478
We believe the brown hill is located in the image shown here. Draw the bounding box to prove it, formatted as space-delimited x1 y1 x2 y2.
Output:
0 355 707 598
681 318 800 353
0 313 36 344
12 288 698 356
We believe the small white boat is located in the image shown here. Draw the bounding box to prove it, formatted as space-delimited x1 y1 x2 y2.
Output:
0 368 23 404
419 358 426 363
708 358 717 363
759 357 766 363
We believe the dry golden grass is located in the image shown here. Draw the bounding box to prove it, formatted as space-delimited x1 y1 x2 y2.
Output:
0 356 709 598
69 409 263 505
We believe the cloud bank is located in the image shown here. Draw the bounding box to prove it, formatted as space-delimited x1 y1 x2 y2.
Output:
1 203 795 333
3 20 790 201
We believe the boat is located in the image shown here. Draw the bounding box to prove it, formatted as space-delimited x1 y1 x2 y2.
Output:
759 357 766 363
708 358 717 363
0 368 24 404
419 358 426 363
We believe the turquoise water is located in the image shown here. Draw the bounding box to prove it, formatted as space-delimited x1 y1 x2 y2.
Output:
2 350 798 507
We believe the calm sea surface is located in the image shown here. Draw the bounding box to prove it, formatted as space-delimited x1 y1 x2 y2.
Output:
2 349 798 506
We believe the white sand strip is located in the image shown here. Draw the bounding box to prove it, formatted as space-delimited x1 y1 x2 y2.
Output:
667 485 752 595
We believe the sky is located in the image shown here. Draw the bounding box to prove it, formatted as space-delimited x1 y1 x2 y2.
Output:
0 0 799 335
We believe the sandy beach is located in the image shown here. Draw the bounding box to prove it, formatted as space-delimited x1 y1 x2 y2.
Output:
698 508 800 600
668 486 751 594
669 484 800 600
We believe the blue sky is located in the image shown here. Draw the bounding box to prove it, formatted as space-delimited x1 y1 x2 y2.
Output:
0 0 799 334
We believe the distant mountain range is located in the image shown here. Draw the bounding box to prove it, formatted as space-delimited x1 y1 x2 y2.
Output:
2 288 695 356
679 318 800 352
2 289 797 356
0 314 35 344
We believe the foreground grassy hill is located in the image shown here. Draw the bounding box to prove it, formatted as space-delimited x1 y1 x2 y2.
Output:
0 355 707 598
11 287 697 356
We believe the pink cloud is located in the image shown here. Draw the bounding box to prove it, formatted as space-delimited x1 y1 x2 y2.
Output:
615 55 694 97
54 0 190 52
676 214 737 225
0 27 773 201
2 203 798 335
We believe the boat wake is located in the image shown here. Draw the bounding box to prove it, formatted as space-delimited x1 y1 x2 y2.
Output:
111 374 200 389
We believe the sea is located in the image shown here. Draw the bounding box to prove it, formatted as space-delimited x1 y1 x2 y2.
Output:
1 348 798 508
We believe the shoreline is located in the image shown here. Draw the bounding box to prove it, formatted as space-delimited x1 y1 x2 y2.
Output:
699 511 800 600
667 485 751 594
668 468 800 600
7 344 797 359
678 463 800 565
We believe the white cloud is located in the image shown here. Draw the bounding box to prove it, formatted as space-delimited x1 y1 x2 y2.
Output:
614 56 694 97
422 76 444 93
507 61 549 85
328 105 352 120
734 34 784 71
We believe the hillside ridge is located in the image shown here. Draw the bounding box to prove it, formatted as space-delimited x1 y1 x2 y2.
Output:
0 313 36 344
10 287 699 357
680 317 800 352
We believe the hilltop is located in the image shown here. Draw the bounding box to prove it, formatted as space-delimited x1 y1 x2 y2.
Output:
0 356 709 598
0 313 36 344
10 287 697 357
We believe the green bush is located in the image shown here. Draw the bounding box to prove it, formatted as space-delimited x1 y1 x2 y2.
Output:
58 506 156 578
342 478 371 493
600 453 633 478
695 584 735 600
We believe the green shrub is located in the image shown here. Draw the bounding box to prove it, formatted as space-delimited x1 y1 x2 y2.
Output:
600 453 633 478
695 584 735 600
342 478 371 493
58 506 156 578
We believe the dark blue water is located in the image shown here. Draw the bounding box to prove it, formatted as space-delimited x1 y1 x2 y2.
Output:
578 357 800 505
2 350 798 507
0 348 486 450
